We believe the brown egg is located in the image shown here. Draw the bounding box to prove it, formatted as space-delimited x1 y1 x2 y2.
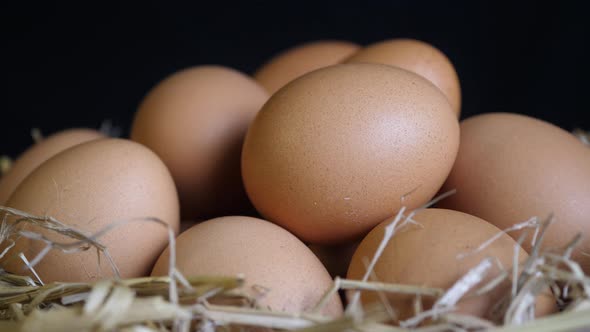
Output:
309 241 360 278
347 208 556 321
345 38 461 116
242 63 459 244
438 113 590 272
179 220 201 234
131 65 269 219
151 216 342 317
0 128 104 205
1 138 179 282
254 40 360 95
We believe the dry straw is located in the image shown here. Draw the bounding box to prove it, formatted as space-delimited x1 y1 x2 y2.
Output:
0 123 587 331
574 128 590 146
0 156 11 176
0 187 590 330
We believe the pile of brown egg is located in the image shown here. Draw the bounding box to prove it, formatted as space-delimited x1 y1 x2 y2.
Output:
1 38 589 323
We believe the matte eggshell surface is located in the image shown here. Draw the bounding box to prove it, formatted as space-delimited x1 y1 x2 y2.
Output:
345 38 462 116
242 63 459 244
0 128 104 205
438 113 590 272
151 216 343 317
254 40 360 95
1 138 179 282
347 208 556 321
131 66 269 219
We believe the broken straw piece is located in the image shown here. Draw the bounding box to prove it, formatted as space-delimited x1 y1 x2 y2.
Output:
19 253 43 286
435 258 493 308
0 156 12 175
456 217 539 260
573 128 590 146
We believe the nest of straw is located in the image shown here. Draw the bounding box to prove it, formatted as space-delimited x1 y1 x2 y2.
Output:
0 199 589 332
0 128 588 331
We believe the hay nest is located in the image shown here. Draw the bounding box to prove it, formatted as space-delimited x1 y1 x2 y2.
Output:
0 127 589 331
0 192 589 332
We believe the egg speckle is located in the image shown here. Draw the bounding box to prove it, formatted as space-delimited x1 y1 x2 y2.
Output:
0 128 104 205
345 38 461 116
151 216 342 316
347 208 556 321
1 138 179 282
242 63 459 244
131 65 269 219
438 113 590 272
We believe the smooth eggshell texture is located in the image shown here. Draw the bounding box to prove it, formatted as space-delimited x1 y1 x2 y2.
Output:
345 38 461 116
242 63 459 244
347 208 556 321
254 40 360 95
151 216 342 317
1 138 179 282
131 65 269 219
438 112 590 272
0 128 104 205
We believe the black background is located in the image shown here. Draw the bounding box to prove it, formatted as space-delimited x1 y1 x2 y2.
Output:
2 1 588 156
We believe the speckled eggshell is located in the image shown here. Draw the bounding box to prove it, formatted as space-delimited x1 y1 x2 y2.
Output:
254 40 360 95
345 38 462 116
438 112 590 272
151 216 343 317
242 63 459 244
131 65 269 219
347 208 556 321
1 138 180 282
0 128 104 205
